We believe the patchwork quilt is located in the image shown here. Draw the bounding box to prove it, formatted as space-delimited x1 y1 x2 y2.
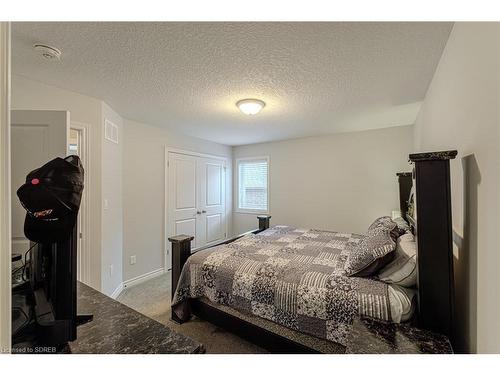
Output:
171 225 391 345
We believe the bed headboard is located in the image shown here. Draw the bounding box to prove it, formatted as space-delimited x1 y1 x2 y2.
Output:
396 172 412 221
397 150 457 342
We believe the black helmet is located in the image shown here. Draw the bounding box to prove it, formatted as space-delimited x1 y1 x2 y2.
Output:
17 155 84 243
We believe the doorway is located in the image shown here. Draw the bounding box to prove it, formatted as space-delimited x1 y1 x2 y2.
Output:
10 110 69 257
69 123 91 285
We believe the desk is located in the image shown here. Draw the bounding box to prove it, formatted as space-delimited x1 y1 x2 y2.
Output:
68 282 204 354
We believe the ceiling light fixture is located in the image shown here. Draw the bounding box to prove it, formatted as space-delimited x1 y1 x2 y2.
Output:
33 43 62 61
236 99 265 115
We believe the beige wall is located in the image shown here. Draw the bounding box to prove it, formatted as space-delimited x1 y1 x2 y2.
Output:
11 75 233 294
233 125 414 235
0 21 12 352
101 102 124 296
11 74 103 292
122 119 232 282
414 23 500 353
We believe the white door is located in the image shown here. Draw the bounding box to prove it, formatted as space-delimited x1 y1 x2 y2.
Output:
198 157 226 246
11 110 69 256
167 151 227 269
168 152 199 252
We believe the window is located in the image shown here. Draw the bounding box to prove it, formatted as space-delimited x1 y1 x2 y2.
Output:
237 157 269 213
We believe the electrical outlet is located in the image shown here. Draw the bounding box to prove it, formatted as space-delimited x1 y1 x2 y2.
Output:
109 264 114 276
130 255 136 265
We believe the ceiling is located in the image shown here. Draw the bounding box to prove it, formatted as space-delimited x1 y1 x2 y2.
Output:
12 22 452 146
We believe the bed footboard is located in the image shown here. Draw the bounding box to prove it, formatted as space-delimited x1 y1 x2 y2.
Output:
168 215 271 323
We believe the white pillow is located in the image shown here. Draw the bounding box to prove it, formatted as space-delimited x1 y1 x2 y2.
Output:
377 233 417 287
388 285 417 323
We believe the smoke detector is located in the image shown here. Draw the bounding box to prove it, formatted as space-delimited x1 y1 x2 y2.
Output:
33 44 62 61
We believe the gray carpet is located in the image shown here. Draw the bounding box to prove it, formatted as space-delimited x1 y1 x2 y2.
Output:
117 272 267 353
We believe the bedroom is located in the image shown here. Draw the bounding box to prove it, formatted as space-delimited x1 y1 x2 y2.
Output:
1 1 499 371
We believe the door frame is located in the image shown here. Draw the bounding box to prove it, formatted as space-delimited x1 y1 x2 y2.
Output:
0 21 11 352
70 122 91 285
164 147 229 271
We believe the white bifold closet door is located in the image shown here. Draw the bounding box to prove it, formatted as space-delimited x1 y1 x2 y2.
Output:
167 151 227 267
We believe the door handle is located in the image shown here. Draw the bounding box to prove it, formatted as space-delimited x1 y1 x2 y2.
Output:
202 210 207 213
196 210 202 214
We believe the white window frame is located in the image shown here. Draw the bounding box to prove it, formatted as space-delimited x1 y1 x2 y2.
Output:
235 156 270 215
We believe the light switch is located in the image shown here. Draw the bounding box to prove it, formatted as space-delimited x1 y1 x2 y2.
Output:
104 199 109 210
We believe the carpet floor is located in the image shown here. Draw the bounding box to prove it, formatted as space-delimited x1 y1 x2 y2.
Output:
117 272 267 353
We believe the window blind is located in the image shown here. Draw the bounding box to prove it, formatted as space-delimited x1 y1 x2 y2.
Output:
238 158 268 211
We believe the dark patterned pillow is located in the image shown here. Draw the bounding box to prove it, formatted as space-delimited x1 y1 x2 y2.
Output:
344 227 397 277
392 216 411 234
367 216 403 241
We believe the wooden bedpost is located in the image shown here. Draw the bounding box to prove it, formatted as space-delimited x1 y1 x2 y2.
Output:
409 150 457 342
168 234 194 323
257 215 271 232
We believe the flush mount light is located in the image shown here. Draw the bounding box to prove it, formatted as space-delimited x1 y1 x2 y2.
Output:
33 43 62 61
236 99 266 115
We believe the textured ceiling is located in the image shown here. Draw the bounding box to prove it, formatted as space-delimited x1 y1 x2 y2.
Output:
12 22 452 145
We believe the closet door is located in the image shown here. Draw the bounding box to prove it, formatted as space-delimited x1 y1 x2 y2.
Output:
167 151 227 264
168 152 199 249
197 157 226 247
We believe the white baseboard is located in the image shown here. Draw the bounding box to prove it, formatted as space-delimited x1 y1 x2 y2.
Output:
110 282 124 299
122 268 165 289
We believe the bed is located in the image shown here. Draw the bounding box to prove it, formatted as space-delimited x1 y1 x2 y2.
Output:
168 150 457 353
172 225 415 347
